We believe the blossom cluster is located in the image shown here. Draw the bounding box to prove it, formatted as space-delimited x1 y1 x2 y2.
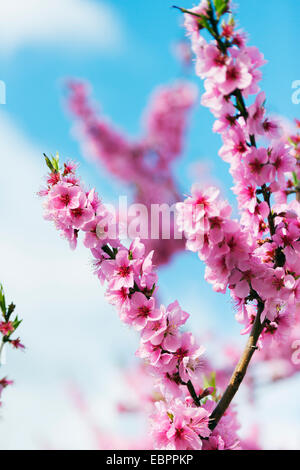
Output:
66 80 197 265
39 154 241 450
0 284 24 407
175 0 300 344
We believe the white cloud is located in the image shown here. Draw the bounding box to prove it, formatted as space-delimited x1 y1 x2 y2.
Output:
0 0 124 56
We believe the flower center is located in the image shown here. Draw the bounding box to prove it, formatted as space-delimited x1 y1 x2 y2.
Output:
227 66 240 81
118 266 130 278
138 305 150 317
71 208 83 218
175 428 184 438
249 159 263 174
236 141 247 153
60 194 71 206
175 347 188 361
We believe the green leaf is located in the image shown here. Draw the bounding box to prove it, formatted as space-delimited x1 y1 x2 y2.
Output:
44 152 60 173
214 0 229 18
52 152 60 172
0 284 6 316
292 171 299 186
203 372 217 398
44 153 54 172
288 137 297 148
12 316 22 331
210 371 216 390
214 0 223 11
150 283 156 295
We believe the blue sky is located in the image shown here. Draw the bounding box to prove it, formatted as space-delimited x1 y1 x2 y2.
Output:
2 0 300 156
0 0 300 449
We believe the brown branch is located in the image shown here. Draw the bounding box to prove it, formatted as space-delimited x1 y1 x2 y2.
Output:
186 379 201 407
209 300 265 431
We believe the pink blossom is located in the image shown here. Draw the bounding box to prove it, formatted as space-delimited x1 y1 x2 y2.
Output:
247 91 266 135
218 58 252 95
179 341 206 383
101 250 135 290
105 287 130 317
128 292 160 330
0 378 14 408
269 142 295 184
197 44 227 82
219 124 248 163
244 147 272 185
68 193 94 229
0 377 13 394
183 1 209 38
151 399 210 450
0 321 14 336
49 183 81 210
10 338 25 350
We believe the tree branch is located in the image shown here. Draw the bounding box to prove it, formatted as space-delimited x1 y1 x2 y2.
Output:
209 300 265 430
187 379 201 407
